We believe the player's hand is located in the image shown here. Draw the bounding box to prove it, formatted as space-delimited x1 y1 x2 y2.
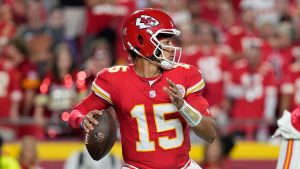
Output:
82 110 102 133
163 78 184 110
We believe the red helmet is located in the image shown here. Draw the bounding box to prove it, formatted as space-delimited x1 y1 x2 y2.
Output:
122 8 182 70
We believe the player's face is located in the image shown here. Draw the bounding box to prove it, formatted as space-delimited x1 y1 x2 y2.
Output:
158 37 176 61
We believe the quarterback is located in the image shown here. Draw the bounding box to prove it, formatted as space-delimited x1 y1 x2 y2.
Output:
69 8 216 169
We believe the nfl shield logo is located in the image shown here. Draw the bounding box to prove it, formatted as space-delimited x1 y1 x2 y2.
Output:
149 90 156 98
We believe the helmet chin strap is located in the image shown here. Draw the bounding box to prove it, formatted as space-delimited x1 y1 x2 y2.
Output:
137 53 173 70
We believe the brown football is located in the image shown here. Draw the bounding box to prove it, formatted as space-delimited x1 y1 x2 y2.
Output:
85 110 117 161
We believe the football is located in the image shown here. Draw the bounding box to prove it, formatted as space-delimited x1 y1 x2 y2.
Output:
85 109 117 161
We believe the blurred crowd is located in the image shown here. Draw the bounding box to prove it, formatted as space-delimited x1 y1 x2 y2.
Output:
0 0 299 148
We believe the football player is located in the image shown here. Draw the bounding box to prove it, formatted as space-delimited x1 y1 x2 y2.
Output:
69 8 216 169
273 107 300 169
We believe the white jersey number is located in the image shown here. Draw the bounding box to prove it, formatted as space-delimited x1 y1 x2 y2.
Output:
130 103 184 152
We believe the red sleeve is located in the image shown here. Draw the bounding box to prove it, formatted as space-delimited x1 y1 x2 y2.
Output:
69 92 109 129
184 65 212 117
185 91 212 117
291 107 300 131
184 65 205 96
91 68 114 105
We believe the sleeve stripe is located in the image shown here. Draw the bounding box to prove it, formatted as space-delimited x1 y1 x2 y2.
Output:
186 79 205 96
92 82 113 105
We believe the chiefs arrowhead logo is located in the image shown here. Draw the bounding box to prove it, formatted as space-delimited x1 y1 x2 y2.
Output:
136 15 159 29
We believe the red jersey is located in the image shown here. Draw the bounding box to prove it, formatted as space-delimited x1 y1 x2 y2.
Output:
72 64 211 169
281 62 300 111
18 60 40 115
182 47 230 107
228 60 276 119
262 46 294 85
0 59 21 118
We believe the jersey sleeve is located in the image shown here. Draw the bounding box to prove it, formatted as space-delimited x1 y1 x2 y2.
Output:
69 68 114 129
91 68 114 105
184 65 206 97
69 92 110 129
184 65 212 117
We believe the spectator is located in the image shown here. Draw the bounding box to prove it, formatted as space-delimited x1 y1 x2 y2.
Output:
34 43 85 138
4 38 42 139
84 38 113 88
59 0 85 41
163 0 191 26
226 44 277 140
18 135 43 169
216 1 237 44
178 23 199 62
0 135 21 169
47 7 64 50
198 0 220 25
83 0 135 64
7 0 28 26
64 147 121 169
18 0 53 78
5 38 40 117
262 23 294 86
280 45 300 113
226 6 262 61
0 45 23 140
0 4 16 50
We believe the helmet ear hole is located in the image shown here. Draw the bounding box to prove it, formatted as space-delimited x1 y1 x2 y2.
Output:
138 35 144 46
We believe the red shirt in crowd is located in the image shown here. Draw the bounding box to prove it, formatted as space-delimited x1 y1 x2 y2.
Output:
228 60 276 119
281 61 300 111
262 46 294 86
0 59 21 118
182 46 230 107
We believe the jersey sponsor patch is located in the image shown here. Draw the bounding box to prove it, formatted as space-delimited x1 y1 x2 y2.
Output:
136 15 159 29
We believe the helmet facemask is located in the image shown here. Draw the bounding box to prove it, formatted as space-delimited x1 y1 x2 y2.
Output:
149 29 182 70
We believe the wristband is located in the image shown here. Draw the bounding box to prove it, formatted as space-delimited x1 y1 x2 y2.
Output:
179 100 202 127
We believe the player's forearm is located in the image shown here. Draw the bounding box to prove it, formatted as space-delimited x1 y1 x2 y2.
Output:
179 100 216 143
69 93 108 129
192 117 216 143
